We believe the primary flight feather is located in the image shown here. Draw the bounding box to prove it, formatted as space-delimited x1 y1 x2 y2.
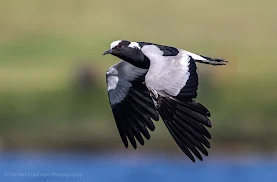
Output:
103 40 228 162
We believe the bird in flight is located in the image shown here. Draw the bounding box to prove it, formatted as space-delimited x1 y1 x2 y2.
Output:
103 40 228 162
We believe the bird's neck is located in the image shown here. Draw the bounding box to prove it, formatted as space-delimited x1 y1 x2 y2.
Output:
117 49 150 69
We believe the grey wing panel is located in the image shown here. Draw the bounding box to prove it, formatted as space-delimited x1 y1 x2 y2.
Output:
106 61 159 149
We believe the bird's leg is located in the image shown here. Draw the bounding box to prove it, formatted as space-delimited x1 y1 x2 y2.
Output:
148 88 159 108
149 88 159 101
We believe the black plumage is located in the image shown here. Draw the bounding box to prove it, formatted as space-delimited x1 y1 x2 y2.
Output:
107 61 159 148
138 42 179 56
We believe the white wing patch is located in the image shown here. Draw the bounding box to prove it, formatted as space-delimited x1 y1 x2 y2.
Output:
107 67 119 91
107 67 118 75
141 45 190 96
110 40 122 49
107 76 119 91
106 60 148 104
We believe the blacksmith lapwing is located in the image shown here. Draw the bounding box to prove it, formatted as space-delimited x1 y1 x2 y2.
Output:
103 40 228 162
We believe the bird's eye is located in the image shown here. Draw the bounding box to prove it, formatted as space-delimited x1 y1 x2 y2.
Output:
117 44 121 48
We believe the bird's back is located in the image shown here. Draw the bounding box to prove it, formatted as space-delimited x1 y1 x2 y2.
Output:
141 45 194 97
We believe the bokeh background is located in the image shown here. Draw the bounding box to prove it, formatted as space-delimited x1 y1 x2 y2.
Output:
0 0 277 182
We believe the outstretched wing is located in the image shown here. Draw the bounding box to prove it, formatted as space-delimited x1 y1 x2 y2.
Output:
106 61 159 149
140 43 212 162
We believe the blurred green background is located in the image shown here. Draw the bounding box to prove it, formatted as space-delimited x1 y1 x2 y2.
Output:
0 0 276 156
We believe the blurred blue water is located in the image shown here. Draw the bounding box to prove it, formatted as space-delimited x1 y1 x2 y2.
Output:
0 152 276 182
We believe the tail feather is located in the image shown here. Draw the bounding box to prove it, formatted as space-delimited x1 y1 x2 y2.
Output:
195 56 228 66
157 97 211 162
182 50 228 66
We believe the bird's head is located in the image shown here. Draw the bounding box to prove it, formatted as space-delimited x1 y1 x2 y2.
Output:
103 40 141 57
103 40 150 69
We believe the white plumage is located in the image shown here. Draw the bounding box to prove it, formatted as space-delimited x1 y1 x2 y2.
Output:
128 42 141 49
141 45 190 96
110 40 122 49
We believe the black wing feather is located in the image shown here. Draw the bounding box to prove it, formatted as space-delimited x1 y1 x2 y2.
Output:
106 61 159 149
157 97 211 162
154 57 212 162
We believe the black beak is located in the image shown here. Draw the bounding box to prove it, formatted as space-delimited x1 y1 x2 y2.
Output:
103 49 112 55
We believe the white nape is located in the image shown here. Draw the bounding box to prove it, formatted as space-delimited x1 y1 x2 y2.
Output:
110 40 122 49
128 42 141 49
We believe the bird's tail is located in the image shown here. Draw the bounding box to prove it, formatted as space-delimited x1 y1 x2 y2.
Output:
157 96 212 162
195 55 229 66
183 50 228 66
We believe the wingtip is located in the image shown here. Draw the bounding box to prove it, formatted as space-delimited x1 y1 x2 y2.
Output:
131 142 137 149
152 114 160 121
121 138 128 148
206 120 212 128
190 158 196 163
